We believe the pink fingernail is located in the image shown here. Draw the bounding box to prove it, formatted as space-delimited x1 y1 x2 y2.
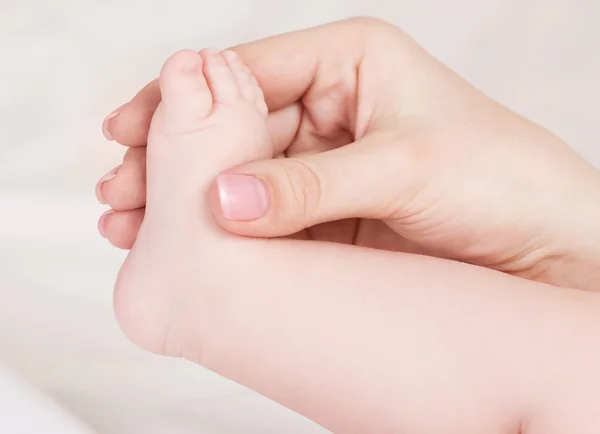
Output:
102 107 122 141
216 174 269 221
98 209 116 238
96 165 121 204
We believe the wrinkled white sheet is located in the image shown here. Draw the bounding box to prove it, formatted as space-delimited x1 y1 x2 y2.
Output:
1 1 598 433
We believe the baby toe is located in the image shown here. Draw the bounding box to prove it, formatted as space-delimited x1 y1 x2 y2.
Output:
199 49 239 105
222 50 255 101
245 67 268 117
159 49 213 130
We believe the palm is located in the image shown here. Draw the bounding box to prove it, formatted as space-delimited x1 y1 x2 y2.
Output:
271 37 592 273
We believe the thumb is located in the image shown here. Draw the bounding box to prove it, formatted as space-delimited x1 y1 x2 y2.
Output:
210 134 414 238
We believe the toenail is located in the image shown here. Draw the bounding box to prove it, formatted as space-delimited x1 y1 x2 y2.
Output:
102 106 123 141
96 165 121 204
98 209 116 238
216 173 270 221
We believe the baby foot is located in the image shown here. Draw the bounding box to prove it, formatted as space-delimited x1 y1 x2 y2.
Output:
113 49 271 359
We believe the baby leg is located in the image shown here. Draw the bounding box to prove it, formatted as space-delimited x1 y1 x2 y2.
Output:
113 50 600 434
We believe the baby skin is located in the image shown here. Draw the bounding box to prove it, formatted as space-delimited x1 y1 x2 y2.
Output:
114 49 600 433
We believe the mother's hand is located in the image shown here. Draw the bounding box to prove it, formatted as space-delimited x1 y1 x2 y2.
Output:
97 17 600 290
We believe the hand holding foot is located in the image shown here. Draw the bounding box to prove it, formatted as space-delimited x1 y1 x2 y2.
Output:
112 47 600 434
97 18 600 291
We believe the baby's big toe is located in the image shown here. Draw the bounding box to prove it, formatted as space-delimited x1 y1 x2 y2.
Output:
158 50 213 132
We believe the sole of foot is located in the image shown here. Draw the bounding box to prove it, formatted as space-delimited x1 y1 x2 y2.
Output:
113 48 271 360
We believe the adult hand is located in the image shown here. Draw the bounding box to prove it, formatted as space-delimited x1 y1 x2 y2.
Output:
97 17 600 290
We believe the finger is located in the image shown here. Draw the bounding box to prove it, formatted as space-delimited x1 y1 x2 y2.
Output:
98 208 145 250
105 79 161 146
96 147 147 210
241 17 372 109
267 103 302 155
103 17 372 147
210 131 414 237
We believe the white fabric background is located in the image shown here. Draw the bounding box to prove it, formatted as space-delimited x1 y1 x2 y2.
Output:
0 1 598 433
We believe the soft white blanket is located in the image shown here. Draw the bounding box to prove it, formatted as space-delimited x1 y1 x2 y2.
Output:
1 1 598 432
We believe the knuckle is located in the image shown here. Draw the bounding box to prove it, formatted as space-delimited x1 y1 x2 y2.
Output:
345 16 400 36
347 16 388 28
277 159 323 221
